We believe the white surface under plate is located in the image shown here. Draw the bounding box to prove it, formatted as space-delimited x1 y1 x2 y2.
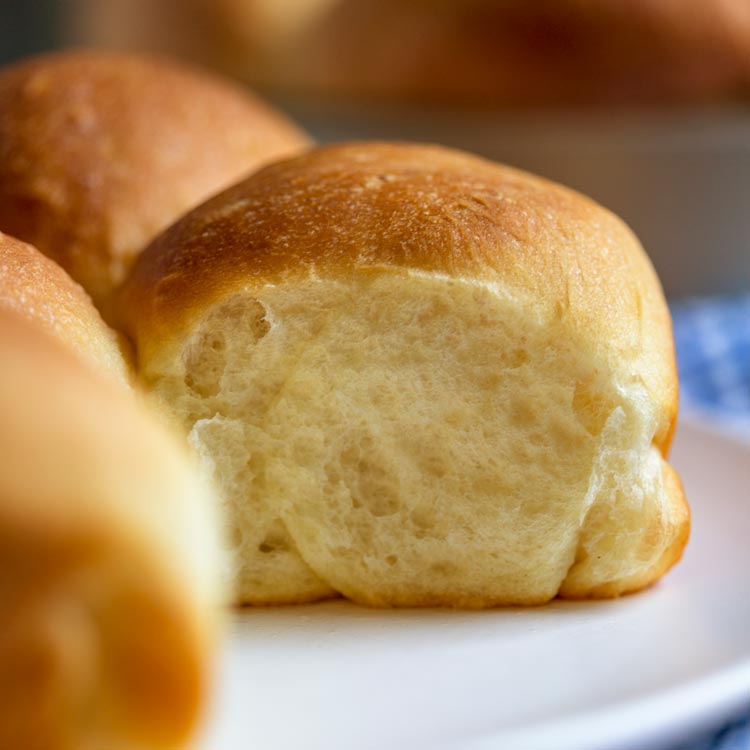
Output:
201 420 750 750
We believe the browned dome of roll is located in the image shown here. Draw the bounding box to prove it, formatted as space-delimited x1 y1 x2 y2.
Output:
121 141 677 451
0 230 129 382
0 49 312 313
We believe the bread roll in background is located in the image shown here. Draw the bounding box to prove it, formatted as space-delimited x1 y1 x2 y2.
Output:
259 0 750 105
208 0 750 106
0 50 312 315
0 230 129 383
73 0 749 107
0 309 221 750
119 141 689 607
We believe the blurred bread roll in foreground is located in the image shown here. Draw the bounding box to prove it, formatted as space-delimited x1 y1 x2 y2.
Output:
0 310 221 750
0 50 311 313
71 0 750 106
0 231 129 383
119 141 689 607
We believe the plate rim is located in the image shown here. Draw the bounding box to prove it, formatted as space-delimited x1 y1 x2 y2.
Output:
465 658 750 750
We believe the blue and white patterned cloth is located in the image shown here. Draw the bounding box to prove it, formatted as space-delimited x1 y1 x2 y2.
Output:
672 294 750 441
673 715 750 750
669 294 750 750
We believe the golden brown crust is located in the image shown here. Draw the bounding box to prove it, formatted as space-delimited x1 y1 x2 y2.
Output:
120 140 677 451
0 310 219 749
0 230 130 382
0 49 312 311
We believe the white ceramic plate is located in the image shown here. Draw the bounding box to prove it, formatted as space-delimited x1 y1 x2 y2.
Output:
201 419 750 750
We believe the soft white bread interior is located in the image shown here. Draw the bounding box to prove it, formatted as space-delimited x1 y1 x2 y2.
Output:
0 230 129 383
0 310 221 749
0 49 311 313
119 141 689 607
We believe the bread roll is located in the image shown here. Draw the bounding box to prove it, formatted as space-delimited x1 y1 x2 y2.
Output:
0 230 129 383
0 50 311 314
119 141 689 607
0 309 221 749
197 0 750 106
68 0 750 107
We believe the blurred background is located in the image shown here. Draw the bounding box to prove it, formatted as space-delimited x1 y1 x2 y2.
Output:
1 9 747 750
2 0 748 300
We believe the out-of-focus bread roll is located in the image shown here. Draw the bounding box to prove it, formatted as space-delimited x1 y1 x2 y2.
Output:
0 50 312 314
119 141 689 607
0 309 221 750
227 0 750 105
0 230 129 383
73 0 749 106
222 0 750 105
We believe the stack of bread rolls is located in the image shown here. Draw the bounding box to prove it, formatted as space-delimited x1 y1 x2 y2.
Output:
0 48 689 747
0 50 310 749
